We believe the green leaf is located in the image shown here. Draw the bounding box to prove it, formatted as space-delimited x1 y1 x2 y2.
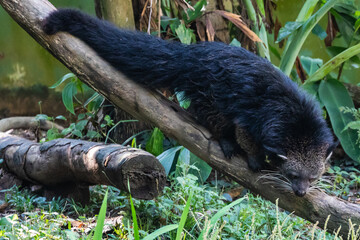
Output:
72 129 83 138
311 24 327 40
326 46 360 64
355 18 360 33
189 152 212 183
50 73 76 89
306 42 360 84
176 91 191 109
183 0 207 24
157 146 183 175
279 0 338 76
176 191 193 240
86 130 100 139
296 0 319 22
331 3 359 44
318 78 360 163
46 128 63 141
175 23 195 44
161 16 180 31
146 128 165 156
129 194 140 240
230 38 241 47
198 197 245 240
55 115 67 121
62 82 77 114
75 120 88 131
35 114 50 121
300 56 323 76
344 121 360 130
255 0 265 16
143 224 179 240
93 190 108 240
276 21 303 42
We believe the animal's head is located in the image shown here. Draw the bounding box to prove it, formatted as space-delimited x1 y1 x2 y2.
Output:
275 142 337 197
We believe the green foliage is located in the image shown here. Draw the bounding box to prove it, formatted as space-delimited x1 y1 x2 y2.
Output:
318 78 360 163
324 166 360 197
158 146 212 183
306 42 360 83
146 127 165 156
279 0 338 76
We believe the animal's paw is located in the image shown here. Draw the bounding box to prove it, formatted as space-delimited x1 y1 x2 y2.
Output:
247 155 266 172
219 138 236 159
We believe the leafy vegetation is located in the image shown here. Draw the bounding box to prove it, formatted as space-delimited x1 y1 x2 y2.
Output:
2 0 360 239
2 164 359 239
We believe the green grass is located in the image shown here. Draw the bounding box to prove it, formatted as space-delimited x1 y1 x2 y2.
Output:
1 164 359 239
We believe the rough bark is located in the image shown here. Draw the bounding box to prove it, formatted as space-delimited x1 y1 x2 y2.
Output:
0 0 359 236
0 132 166 200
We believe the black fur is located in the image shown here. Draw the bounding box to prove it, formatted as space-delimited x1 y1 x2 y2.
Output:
42 9 336 191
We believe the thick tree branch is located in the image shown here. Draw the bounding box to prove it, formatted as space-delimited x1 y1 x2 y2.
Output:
1 0 359 235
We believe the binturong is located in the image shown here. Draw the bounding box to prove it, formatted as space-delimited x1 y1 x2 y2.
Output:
42 9 338 197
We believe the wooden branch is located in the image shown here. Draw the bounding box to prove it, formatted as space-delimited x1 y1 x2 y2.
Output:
0 116 64 132
0 133 166 200
1 0 359 235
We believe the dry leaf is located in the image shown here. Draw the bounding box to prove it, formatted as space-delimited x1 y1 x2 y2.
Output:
325 12 338 47
196 20 206 42
214 10 262 43
274 17 282 47
205 17 215 42
174 0 195 11
295 56 306 83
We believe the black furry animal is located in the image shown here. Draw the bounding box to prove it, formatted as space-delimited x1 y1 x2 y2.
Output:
42 9 337 197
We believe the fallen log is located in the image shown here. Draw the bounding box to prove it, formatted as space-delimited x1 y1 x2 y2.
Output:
0 0 359 236
0 133 166 200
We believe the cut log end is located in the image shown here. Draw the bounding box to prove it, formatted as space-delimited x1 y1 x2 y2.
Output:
105 151 166 200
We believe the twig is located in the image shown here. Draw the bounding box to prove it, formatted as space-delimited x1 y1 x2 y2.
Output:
147 0 153 34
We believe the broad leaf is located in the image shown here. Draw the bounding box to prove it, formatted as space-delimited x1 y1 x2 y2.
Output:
230 38 241 47
62 82 77 114
146 127 165 156
175 23 195 44
318 78 360 163
49 73 76 89
311 24 327 40
276 21 303 43
300 56 323 75
157 146 183 175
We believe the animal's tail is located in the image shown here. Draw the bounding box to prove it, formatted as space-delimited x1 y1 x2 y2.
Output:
42 9 198 90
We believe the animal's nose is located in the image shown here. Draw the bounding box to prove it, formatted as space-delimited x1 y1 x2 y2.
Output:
295 189 306 197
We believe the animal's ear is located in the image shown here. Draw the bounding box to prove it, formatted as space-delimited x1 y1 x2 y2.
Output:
326 140 339 161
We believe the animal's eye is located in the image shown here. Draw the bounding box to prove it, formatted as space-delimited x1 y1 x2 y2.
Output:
309 177 318 183
288 173 299 180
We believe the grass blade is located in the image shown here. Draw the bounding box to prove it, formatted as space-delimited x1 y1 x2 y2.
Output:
176 191 193 240
93 190 108 240
143 224 179 240
129 194 140 240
